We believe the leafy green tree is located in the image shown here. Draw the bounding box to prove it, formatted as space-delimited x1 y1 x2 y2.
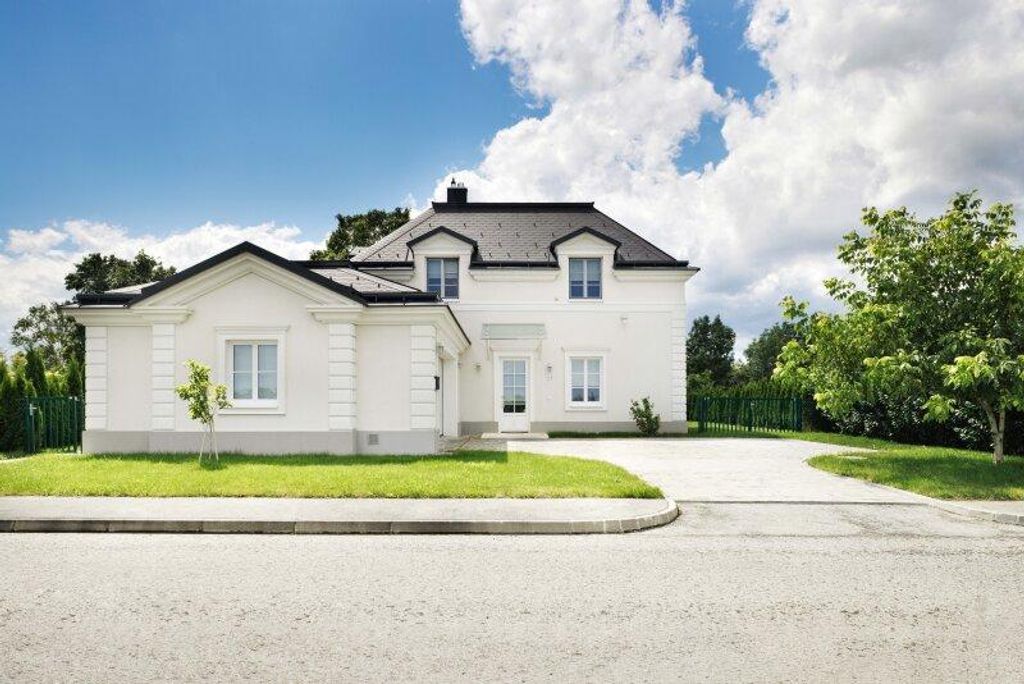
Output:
175 360 232 463
64 250 175 293
11 302 83 369
744 322 801 381
686 315 736 387
777 192 1024 463
309 207 410 260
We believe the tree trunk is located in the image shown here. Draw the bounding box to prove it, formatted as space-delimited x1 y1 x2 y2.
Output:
979 400 1005 465
210 418 219 463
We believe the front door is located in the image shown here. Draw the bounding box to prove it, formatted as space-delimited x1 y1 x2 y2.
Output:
498 357 529 433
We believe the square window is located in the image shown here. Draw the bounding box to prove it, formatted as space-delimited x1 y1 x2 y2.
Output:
228 339 281 406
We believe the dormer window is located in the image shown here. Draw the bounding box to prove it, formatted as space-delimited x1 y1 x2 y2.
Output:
568 258 602 299
426 257 459 299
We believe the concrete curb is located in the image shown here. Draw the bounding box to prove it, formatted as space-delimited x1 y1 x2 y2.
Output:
859 482 1024 526
0 498 679 535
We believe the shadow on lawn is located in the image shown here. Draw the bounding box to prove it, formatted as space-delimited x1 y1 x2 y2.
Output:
84 450 511 467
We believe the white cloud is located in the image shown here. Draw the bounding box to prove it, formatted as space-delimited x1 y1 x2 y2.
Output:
449 0 1024 354
0 220 318 354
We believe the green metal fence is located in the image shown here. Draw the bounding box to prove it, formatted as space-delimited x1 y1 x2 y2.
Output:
692 396 803 433
24 396 83 454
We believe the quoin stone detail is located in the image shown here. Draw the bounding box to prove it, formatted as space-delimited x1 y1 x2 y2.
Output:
409 325 437 430
151 323 176 430
84 326 108 431
327 323 357 430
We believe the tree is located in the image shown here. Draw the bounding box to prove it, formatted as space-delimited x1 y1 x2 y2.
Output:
309 207 410 260
24 348 48 396
0 357 33 452
686 315 736 387
64 250 175 294
175 360 231 463
65 356 84 398
744 322 801 381
10 302 83 369
776 192 1024 463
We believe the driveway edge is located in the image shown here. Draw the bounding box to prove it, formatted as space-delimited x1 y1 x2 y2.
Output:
858 482 1024 526
0 498 679 535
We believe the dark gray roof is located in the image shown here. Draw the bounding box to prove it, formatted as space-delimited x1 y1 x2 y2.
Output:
351 201 685 266
307 267 419 293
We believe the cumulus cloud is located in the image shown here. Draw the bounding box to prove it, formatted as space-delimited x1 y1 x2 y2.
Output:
0 220 318 352
447 0 1024 352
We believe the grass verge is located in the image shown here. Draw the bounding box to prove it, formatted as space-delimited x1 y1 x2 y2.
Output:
809 446 1024 500
0 450 662 499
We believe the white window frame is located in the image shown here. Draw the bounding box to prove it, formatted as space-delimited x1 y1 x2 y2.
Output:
426 257 460 300
217 327 287 414
568 257 602 300
564 352 607 410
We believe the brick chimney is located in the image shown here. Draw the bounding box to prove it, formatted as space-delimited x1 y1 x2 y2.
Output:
446 178 468 204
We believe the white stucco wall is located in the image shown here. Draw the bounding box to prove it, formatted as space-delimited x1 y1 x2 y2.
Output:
396 230 691 431
356 324 411 432
172 271 331 432
106 326 151 431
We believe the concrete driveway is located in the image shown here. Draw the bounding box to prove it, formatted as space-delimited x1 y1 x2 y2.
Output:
486 437 915 503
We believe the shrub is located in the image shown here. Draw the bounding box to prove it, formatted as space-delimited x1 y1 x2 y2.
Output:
0 360 33 452
629 397 661 436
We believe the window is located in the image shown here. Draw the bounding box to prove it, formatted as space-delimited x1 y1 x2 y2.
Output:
426 258 459 299
229 341 278 404
568 258 601 299
568 356 603 408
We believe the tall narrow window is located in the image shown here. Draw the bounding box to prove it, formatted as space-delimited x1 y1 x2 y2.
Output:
568 356 603 407
426 258 459 299
568 258 601 299
229 341 278 402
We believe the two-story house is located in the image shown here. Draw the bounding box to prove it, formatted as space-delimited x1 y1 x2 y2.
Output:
67 184 698 454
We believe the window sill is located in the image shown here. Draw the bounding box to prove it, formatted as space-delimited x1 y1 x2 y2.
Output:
565 404 607 412
222 403 285 415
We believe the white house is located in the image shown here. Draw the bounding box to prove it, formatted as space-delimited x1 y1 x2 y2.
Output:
66 184 698 454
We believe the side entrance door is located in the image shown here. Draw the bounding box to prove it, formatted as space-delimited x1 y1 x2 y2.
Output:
497 357 529 433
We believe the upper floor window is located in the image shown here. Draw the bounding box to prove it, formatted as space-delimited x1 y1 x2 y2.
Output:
569 258 601 299
427 258 459 299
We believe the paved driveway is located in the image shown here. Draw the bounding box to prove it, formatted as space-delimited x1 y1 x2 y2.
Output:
484 437 915 503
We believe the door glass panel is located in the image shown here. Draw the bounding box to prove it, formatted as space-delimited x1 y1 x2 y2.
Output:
502 360 527 414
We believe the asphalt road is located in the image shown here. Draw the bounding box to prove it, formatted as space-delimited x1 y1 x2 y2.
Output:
3 503 1024 682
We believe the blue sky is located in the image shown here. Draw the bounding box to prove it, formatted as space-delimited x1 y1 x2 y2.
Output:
0 0 764 238
5 0 1016 352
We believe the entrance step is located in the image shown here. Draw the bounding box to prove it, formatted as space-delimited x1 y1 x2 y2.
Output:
480 432 549 440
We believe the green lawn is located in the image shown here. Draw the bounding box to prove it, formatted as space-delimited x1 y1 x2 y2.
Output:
0 451 662 499
809 446 1024 500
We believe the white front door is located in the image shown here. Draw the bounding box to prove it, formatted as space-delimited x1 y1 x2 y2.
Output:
498 357 529 433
